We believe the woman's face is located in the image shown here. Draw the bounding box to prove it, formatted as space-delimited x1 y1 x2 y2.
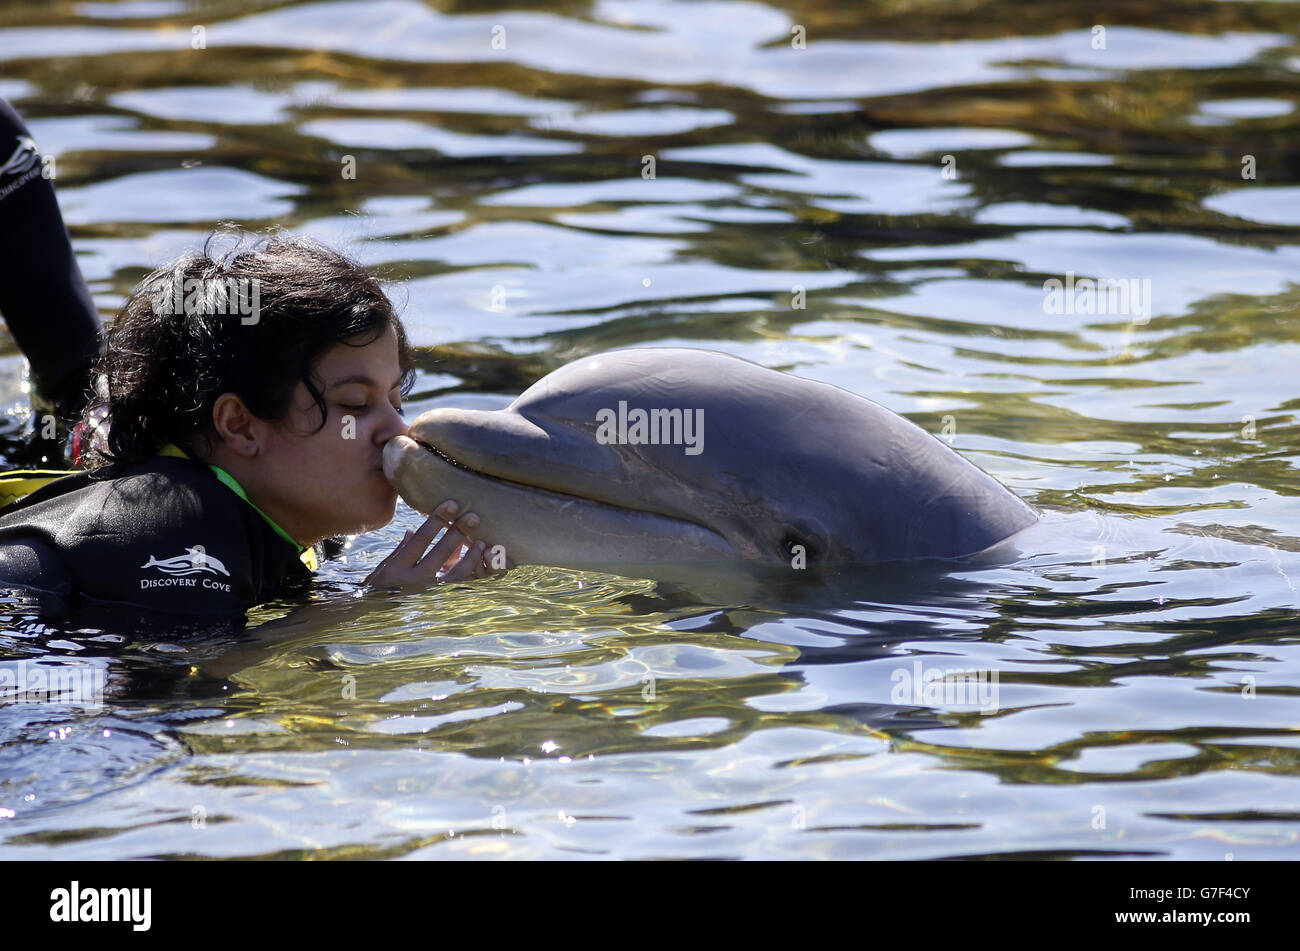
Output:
255 326 408 544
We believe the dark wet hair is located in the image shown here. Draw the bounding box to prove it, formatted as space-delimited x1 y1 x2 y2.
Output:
87 229 415 467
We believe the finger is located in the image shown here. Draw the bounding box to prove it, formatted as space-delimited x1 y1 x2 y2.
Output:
465 541 491 580
416 511 479 571
436 514 482 568
429 500 459 523
401 505 461 568
439 555 468 583
441 531 488 572
438 540 483 582
421 525 470 573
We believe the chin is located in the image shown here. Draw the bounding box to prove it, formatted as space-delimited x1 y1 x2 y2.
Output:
324 492 396 538
356 491 399 533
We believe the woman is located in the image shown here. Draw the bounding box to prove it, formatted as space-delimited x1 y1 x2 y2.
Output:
0 232 495 617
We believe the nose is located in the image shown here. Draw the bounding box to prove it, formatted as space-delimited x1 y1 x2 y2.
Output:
374 401 408 446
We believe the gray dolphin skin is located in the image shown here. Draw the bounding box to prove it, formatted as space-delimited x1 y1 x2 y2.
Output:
382 348 1037 573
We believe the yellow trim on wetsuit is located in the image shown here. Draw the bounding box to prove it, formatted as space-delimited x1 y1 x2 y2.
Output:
0 468 78 510
0 443 319 571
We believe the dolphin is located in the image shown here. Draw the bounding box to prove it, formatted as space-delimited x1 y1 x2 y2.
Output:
382 348 1037 574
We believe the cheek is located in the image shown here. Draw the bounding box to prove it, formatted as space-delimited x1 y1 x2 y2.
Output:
333 428 373 467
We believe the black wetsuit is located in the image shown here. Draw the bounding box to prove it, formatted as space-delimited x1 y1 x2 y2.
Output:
0 454 313 617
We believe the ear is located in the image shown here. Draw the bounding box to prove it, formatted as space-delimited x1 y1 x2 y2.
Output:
211 392 262 458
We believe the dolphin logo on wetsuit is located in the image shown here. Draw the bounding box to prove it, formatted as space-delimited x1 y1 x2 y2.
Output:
141 547 231 577
0 136 39 178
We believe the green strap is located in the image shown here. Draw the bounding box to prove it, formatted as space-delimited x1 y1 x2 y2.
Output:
162 444 316 570
205 464 305 554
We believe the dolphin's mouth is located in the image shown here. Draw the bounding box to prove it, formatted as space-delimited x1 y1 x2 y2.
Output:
401 432 708 527
384 430 741 564
402 432 607 505
409 434 473 473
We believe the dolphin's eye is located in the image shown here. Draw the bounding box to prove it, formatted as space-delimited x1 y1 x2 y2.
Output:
781 534 811 561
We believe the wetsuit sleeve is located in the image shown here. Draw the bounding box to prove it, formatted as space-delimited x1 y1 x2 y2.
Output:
0 534 72 595
0 97 104 412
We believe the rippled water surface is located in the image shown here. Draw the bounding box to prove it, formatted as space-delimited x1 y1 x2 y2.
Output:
1 0 1299 859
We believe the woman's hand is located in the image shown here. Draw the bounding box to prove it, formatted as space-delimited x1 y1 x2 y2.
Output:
364 500 499 588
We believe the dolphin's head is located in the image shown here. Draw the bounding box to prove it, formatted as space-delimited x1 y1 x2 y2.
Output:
383 348 1036 571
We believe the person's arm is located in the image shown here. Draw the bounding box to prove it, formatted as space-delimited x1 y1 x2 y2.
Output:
0 98 104 421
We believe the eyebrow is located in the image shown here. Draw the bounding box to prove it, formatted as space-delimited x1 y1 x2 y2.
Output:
326 374 405 390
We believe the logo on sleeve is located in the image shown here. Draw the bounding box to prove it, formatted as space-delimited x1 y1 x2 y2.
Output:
0 136 39 177
0 135 42 204
140 545 232 592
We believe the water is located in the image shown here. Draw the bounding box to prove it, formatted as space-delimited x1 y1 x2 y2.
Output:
0 0 1298 859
